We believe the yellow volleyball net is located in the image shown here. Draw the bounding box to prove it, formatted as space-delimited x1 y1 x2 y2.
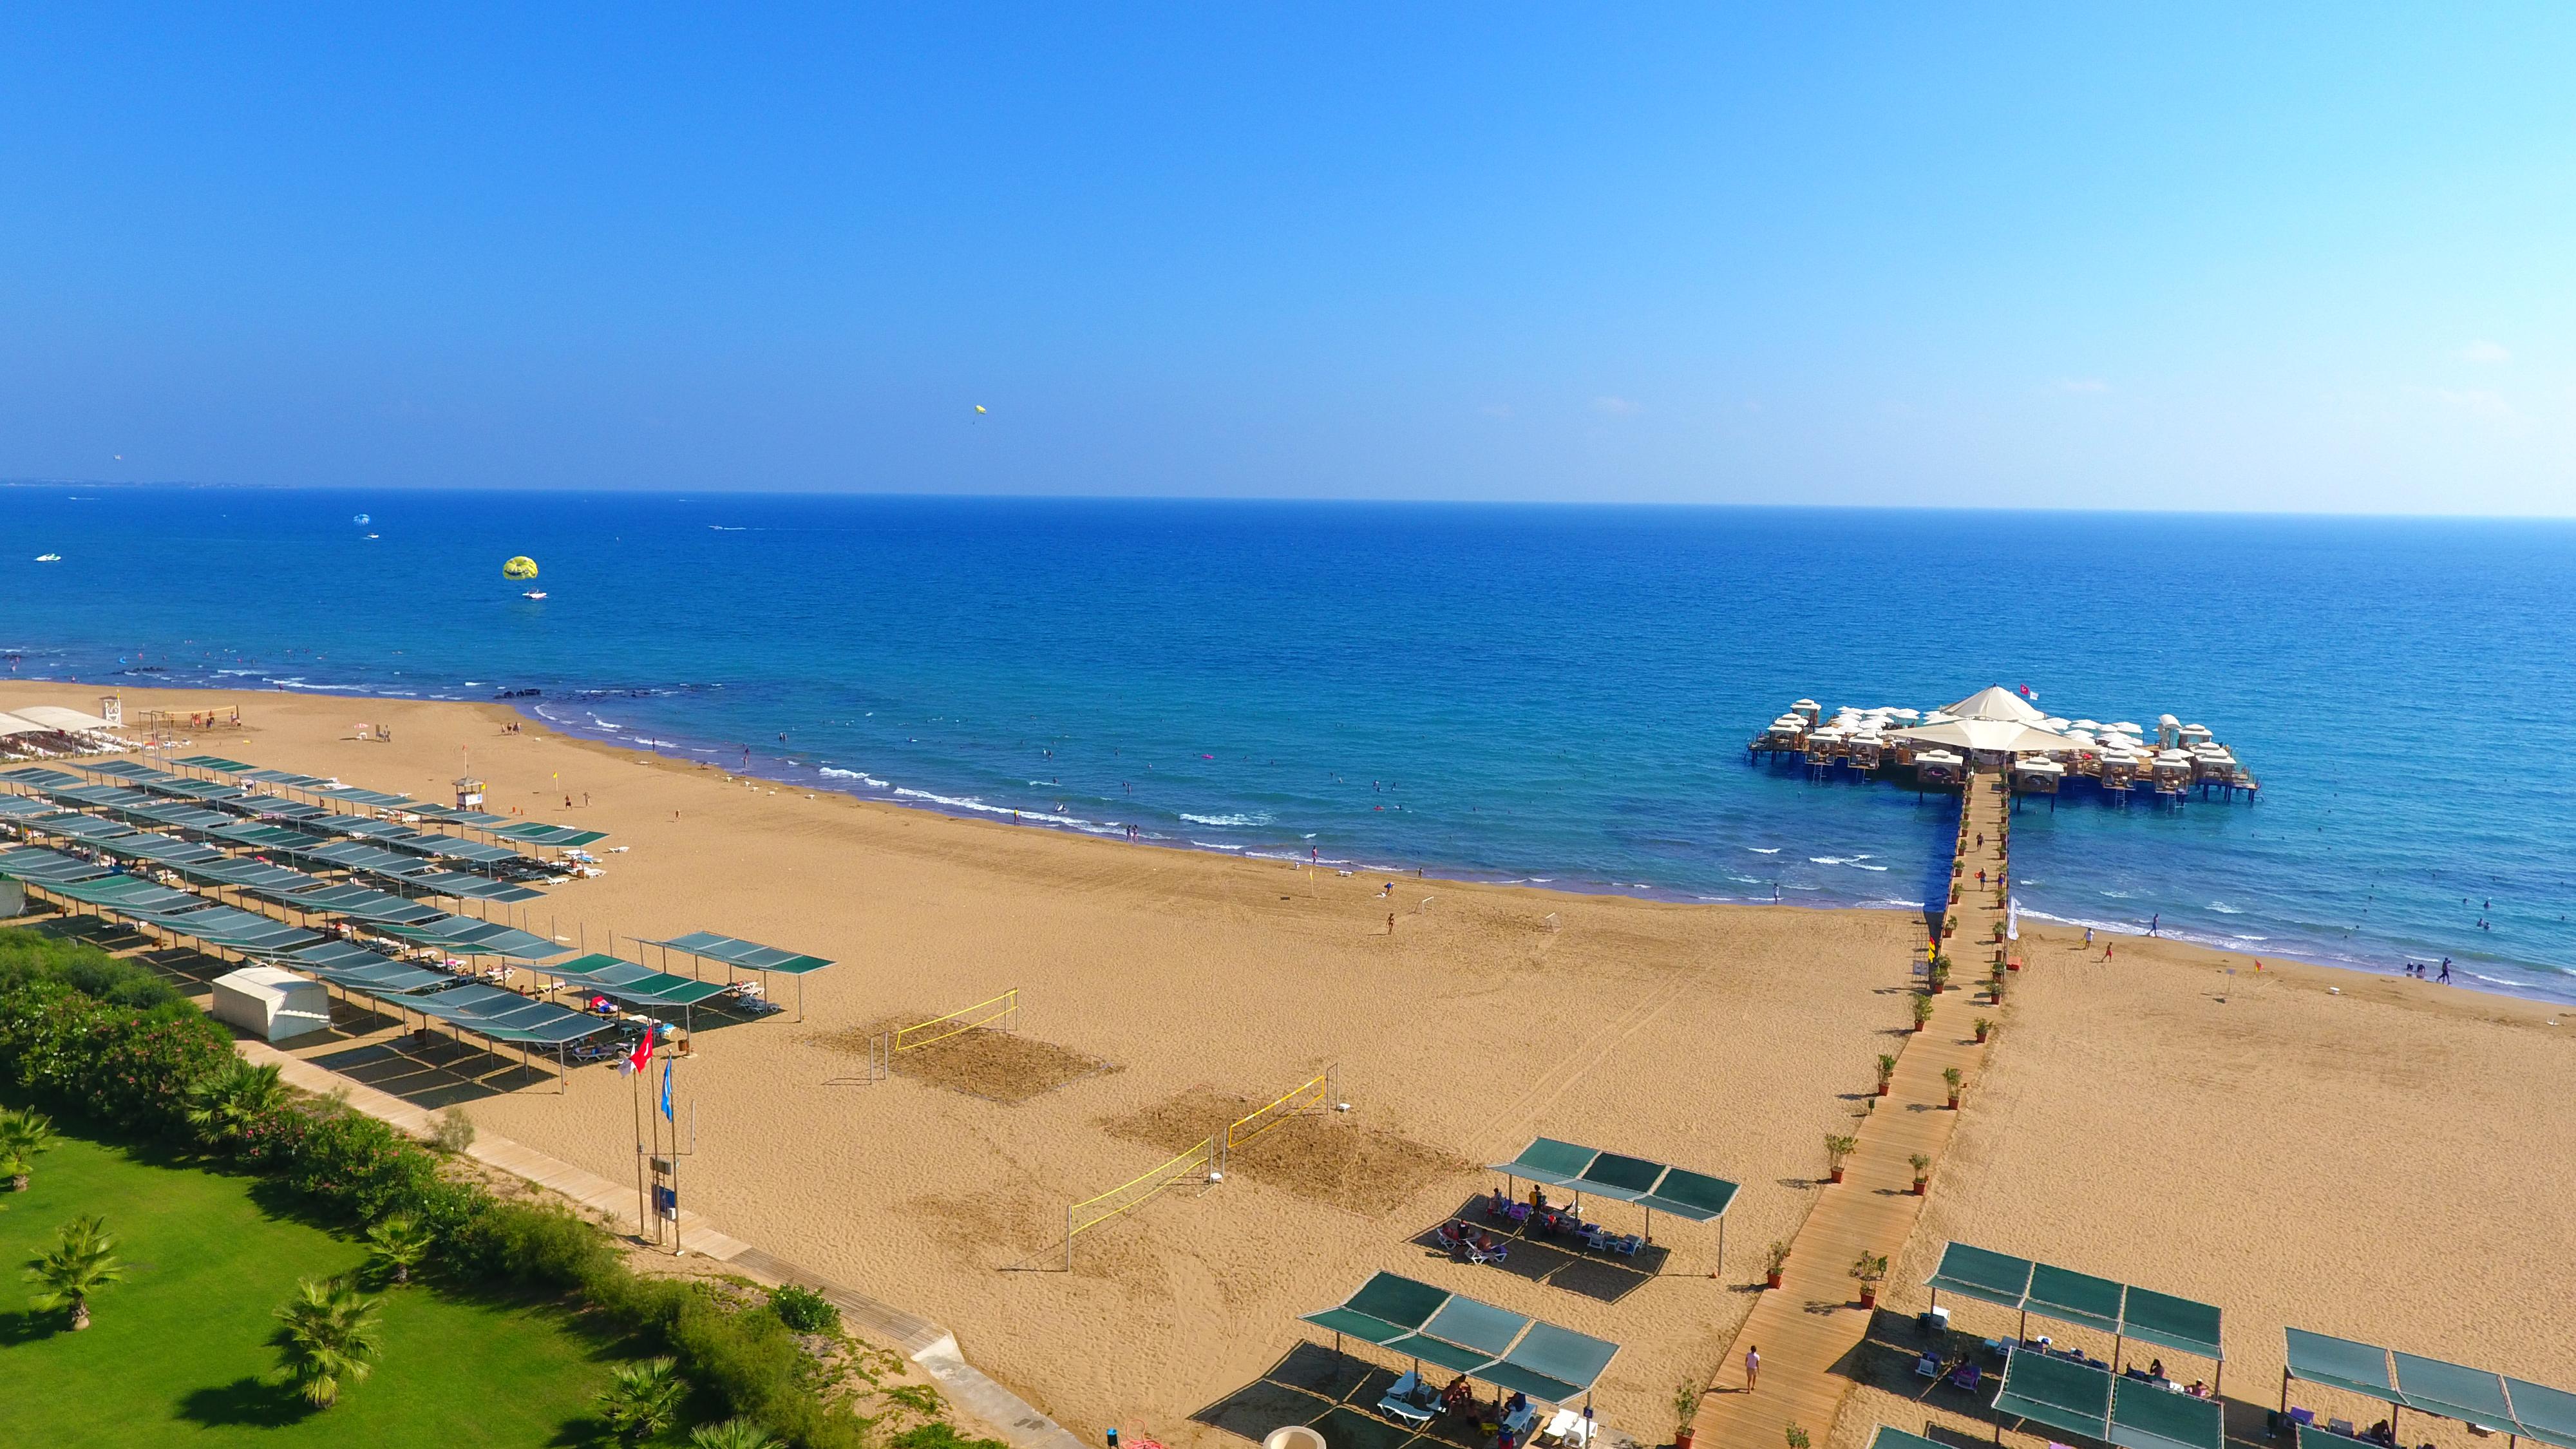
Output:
1227 1070 1331 1151
894 988 1018 1054
1063 1135 1218 1269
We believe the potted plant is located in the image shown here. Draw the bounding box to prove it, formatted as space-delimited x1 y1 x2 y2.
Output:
1910 994 1934 1033
1942 1066 1964 1109
1786 1426 1812 1449
1874 1054 1896 1097
1908 1153 1931 1195
1764 1240 1791 1289
1973 1017 1991 1044
1927 960 1950 994
1850 1251 1888 1310
1823 1133 1857 1184
1674 1381 1703 1449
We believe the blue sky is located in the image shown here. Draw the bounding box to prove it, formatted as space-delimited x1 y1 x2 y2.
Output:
3 6 2571 511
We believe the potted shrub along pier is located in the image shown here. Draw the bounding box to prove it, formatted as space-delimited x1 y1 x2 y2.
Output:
1908 1153 1931 1195
1875 1054 1896 1097
1674 1381 1703 1449
1823 1134 1857 1184
1943 1066 1964 1109
1911 995 1935 1033
1850 1251 1888 1310
1765 1240 1790 1290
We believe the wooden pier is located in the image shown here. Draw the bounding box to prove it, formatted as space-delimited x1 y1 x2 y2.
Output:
1689 773 2009 1449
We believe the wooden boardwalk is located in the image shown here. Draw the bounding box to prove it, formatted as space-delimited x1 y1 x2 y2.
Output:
1689 774 2011 1449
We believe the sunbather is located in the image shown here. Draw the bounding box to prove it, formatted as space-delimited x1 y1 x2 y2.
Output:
1441 1375 1473 1410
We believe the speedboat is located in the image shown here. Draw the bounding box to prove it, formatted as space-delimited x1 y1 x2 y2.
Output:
34 553 61 562
521 590 548 600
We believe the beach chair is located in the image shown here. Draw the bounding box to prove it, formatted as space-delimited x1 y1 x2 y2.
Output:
2289 1408 2316 1429
2331 1421 2355 1437
1378 1372 1439 1428
1468 1237 1510 1265
1436 1222 1472 1254
1915 1354 1942 1379
1600 1231 1642 1257
1540 1409 1595 1448
1501 1401 1540 1441
1948 1364 1982 1392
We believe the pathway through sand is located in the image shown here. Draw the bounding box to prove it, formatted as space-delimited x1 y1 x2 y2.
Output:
1690 775 2007 1449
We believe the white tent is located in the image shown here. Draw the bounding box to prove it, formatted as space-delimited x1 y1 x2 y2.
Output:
1940 687 2048 724
9 705 115 732
210 967 331 1042
0 712 53 739
1889 718 2094 755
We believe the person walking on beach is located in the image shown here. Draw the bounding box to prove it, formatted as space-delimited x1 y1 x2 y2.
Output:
2149 913 2160 937
1744 1345 1760 1391
2104 941 2115 961
2084 927 2095 947
2439 958 2452 983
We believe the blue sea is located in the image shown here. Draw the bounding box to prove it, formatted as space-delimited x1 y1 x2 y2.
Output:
6 486 2573 1001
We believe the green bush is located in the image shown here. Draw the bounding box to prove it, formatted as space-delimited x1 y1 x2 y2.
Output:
890 1425 1009 1449
770 1283 839 1334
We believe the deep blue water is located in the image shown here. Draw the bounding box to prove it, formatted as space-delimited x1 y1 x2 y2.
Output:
6 486 2573 1000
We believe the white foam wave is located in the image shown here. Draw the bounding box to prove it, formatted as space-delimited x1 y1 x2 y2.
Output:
2208 903 2243 914
1810 856 1889 871
1189 840 1246 851
1180 811 1272 827
1746 847 1781 855
818 767 889 788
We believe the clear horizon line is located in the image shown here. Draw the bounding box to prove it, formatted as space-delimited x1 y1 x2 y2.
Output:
6 477 2576 524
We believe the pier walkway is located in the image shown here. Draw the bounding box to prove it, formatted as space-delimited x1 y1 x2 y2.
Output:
1689 773 2009 1449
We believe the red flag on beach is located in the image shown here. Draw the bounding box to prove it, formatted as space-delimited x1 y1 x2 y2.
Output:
620 1030 654 1075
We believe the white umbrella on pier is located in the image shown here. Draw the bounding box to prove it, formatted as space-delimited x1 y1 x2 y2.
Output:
1942 686 2049 724
1888 718 2094 755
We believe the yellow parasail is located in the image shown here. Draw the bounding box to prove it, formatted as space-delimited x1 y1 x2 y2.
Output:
974 404 987 415
502 556 539 580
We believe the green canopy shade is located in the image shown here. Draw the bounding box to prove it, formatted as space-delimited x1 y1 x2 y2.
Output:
0 847 111 883
2394 1353 2515 1426
492 822 609 848
2110 1378 2225 1449
2509 1381 2576 1449
1488 1136 1739 1222
2285 1329 2400 1405
0 795 52 819
372 915 570 960
1992 1349 2114 1442
538 954 735 1007
1 767 84 789
174 755 256 772
1870 1429 1947 1449
1928 1243 2224 1362
1298 1273 1618 1406
643 930 835 974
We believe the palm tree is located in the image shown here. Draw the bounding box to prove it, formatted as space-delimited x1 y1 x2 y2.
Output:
0 1108 57 1191
185 1059 289 1144
26 1214 123 1331
598 1356 687 1441
363 1213 433 1286
274 1276 384 1408
690 1421 784 1449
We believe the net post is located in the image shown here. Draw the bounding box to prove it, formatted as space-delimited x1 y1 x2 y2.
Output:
1065 1204 1074 1273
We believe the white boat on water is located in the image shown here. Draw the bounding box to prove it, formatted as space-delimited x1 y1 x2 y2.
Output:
34 553 61 562
521 590 548 600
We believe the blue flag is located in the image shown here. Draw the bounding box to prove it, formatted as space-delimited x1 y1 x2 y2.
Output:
660 1059 674 1122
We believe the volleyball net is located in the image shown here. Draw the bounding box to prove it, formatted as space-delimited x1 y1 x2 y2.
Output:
1226 1070 1330 1152
1063 1134 1218 1269
894 988 1018 1053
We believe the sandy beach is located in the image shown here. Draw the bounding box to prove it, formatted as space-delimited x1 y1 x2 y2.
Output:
8 681 2570 1449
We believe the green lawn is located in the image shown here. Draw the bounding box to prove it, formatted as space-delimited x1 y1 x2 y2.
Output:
0 1129 656 1446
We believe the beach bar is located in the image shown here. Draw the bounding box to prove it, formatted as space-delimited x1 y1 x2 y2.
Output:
1750 686 2258 806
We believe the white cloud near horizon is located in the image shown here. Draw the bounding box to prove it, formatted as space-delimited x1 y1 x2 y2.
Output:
2459 340 2512 364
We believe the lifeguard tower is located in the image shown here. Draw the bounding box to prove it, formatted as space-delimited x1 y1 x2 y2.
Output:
454 775 486 810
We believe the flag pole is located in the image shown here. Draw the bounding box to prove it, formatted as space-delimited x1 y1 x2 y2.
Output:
630 1054 648 1238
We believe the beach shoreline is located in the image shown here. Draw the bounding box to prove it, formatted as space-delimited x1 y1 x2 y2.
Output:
11 674 2559 1008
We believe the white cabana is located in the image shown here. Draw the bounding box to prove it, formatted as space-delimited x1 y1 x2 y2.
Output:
1940 687 2049 724
1888 718 2095 755
210 966 332 1043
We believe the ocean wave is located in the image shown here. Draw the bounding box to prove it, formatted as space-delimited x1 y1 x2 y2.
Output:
1180 811 1273 827
2208 903 2243 914
818 766 889 788
1189 840 1246 851
1746 846 1781 855
1810 856 1889 871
